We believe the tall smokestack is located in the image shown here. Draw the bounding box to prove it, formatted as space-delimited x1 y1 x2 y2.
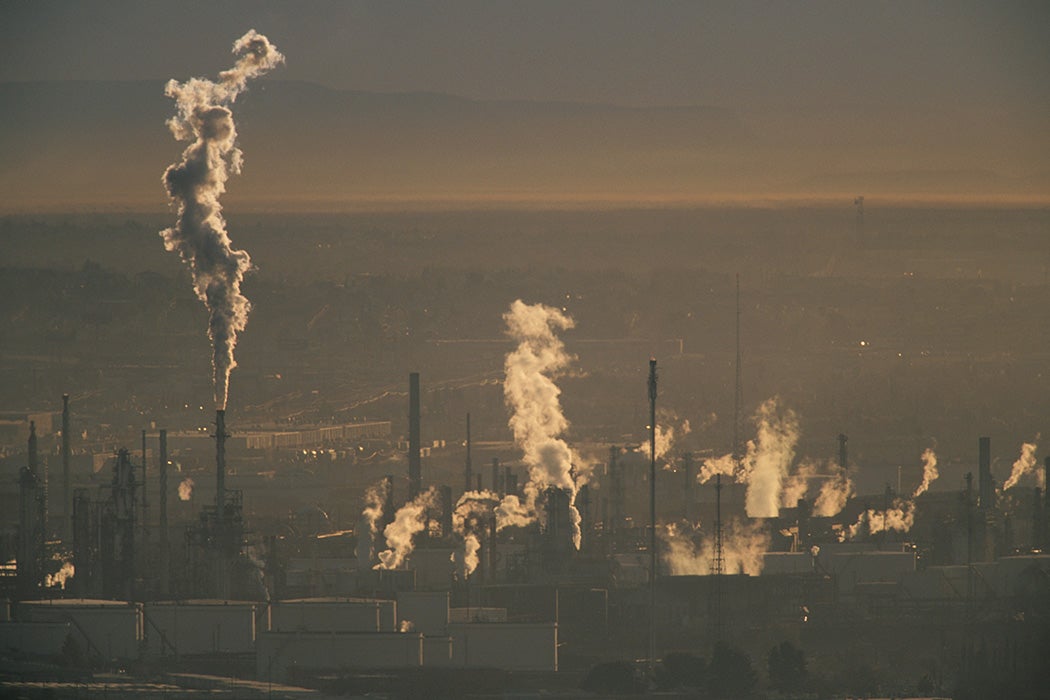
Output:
647 357 657 672
492 458 501 497
141 429 149 538
409 373 421 500
159 429 170 596
62 394 70 538
465 413 472 493
29 421 47 537
979 437 992 509
838 433 848 470
216 410 227 512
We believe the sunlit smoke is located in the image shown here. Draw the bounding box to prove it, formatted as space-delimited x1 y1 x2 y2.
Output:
502 299 583 548
698 453 739 484
662 519 771 576
178 477 195 501
781 460 817 509
813 463 854 516
452 490 499 578
160 30 284 410
638 417 691 465
494 493 533 531
1003 438 1040 491
912 447 940 497
356 479 388 565
845 499 916 540
742 398 800 518
45 561 75 590
375 487 437 570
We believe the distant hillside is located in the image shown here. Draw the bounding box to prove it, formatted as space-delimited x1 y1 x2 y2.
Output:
0 80 1044 211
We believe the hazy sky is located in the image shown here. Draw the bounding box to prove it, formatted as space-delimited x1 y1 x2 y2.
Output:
3 0 1048 110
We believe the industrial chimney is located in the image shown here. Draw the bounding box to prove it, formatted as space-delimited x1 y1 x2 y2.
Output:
215 409 228 512
159 429 170 596
464 413 472 493
62 394 70 538
978 437 993 509
409 373 421 500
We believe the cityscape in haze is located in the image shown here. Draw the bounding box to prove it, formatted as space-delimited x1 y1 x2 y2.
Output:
1 2 1048 698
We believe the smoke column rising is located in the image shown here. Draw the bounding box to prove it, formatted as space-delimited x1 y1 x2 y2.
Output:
375 487 437 570
1004 438 1039 491
178 477 195 501
160 30 285 409
742 398 799 518
501 300 584 547
356 479 389 565
912 447 939 497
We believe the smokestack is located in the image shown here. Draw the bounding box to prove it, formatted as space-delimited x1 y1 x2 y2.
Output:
464 413 472 493
409 373 421 500
491 458 501 497
504 466 515 495
141 429 149 537
159 429 170 596
215 410 227 512
979 437 993 509
29 421 48 538
476 474 482 492
647 357 657 673
62 395 70 538
838 433 848 470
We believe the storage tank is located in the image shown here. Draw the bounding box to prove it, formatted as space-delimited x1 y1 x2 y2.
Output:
145 600 257 655
257 631 423 682
447 622 557 671
16 599 141 660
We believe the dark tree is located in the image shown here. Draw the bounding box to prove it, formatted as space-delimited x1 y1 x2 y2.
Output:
768 640 807 692
580 660 643 695
659 651 707 689
708 642 758 698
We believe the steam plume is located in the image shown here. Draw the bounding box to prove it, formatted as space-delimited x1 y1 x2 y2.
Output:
356 479 388 565
45 561 75 590
1003 438 1040 491
742 398 799 518
375 487 437 570
502 300 583 547
452 490 499 578
178 477 195 501
846 499 916 540
638 417 691 464
813 463 854 516
912 448 940 497
160 30 285 409
662 520 771 576
781 460 818 509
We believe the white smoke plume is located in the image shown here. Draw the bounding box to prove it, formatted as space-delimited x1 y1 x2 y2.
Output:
742 398 800 518
494 493 534 531
637 417 692 464
452 490 499 578
662 519 771 576
698 453 740 484
454 534 481 580
912 447 940 497
502 299 584 548
45 561 75 590
178 477 195 501
781 460 818 509
375 487 438 570
356 479 389 565
1004 438 1040 491
160 30 285 410
846 499 916 540
813 463 854 517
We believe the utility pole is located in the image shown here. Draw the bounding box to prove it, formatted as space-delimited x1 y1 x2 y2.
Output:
648 357 658 672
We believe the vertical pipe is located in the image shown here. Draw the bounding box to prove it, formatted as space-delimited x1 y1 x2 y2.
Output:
491 458 500 497
62 394 70 538
409 373 421 500
838 433 848 470
648 357 657 671
216 410 227 512
464 413 472 493
141 429 149 538
978 437 992 509
159 429 169 596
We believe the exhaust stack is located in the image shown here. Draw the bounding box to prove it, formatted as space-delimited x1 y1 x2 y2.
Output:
216 410 227 512
409 373 421 500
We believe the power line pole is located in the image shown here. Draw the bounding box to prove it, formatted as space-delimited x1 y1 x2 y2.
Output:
648 357 658 672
